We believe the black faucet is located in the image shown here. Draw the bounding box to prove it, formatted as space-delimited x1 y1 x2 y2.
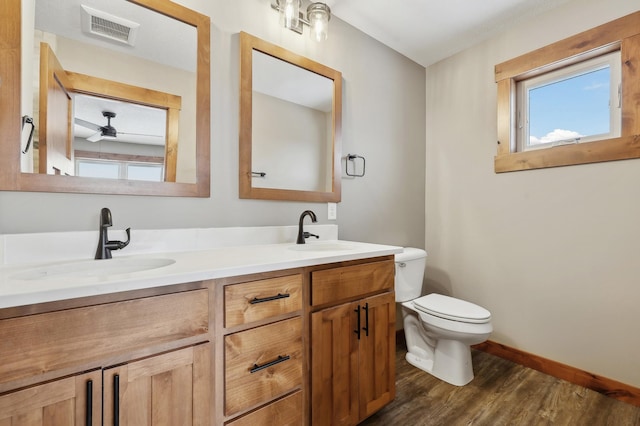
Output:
296 210 319 244
95 207 131 259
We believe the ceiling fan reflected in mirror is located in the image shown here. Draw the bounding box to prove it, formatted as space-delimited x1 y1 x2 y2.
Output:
75 111 119 142
75 110 164 143
73 98 167 146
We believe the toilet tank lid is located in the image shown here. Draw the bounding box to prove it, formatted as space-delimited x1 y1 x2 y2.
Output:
395 247 427 262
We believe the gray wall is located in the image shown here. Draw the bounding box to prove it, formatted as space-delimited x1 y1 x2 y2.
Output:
0 0 426 250
424 0 640 387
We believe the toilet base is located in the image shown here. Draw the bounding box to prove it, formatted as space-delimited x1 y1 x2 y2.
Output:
405 338 474 386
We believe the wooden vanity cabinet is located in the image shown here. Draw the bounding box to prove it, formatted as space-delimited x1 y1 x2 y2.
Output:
0 287 211 426
0 370 102 425
309 260 396 425
104 343 211 425
219 273 304 425
0 254 397 426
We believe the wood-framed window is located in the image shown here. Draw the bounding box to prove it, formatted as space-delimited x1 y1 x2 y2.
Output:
75 151 165 181
494 11 640 173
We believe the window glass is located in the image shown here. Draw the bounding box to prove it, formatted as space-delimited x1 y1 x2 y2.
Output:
127 164 164 182
77 161 120 179
516 51 621 151
529 67 610 145
76 159 163 181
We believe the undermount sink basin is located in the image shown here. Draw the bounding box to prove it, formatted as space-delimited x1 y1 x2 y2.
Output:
288 242 357 252
11 257 176 281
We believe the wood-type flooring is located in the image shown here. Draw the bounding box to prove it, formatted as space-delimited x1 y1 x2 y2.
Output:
360 343 640 426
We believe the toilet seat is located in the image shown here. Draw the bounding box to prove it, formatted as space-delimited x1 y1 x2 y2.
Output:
413 294 491 324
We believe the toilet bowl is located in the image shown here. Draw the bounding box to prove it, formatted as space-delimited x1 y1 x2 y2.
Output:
395 248 492 386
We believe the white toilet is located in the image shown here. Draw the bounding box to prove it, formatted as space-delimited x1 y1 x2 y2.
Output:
395 248 493 386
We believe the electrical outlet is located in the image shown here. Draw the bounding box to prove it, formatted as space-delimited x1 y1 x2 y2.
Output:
327 202 337 220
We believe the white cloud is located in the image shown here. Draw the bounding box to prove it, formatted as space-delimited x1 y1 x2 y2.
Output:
583 82 608 90
530 129 583 145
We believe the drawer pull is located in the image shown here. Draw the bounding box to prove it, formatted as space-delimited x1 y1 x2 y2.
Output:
250 355 291 373
250 293 290 304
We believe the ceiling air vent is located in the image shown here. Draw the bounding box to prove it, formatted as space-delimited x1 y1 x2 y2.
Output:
81 5 140 46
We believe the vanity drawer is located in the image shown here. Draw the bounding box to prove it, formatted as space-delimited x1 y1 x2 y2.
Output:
311 260 394 306
224 274 302 328
226 390 302 426
0 289 209 386
225 317 302 416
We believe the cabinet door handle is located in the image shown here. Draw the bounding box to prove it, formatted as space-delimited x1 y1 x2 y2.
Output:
354 305 361 340
113 374 120 426
250 355 291 373
85 379 93 426
250 293 290 304
362 302 369 337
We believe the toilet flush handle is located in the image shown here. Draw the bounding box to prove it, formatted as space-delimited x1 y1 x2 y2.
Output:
396 262 406 268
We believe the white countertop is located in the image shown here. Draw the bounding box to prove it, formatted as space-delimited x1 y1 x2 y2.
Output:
0 240 402 309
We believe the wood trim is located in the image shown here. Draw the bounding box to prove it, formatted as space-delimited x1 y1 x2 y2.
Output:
494 11 640 173
0 0 21 190
75 150 164 164
473 340 640 407
238 31 342 202
622 33 640 137
66 72 182 109
496 78 514 156
39 43 74 176
495 11 640 81
66 70 181 181
165 106 180 182
0 0 210 197
494 134 640 172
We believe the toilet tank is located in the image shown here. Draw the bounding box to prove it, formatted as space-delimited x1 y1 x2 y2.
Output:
395 247 427 302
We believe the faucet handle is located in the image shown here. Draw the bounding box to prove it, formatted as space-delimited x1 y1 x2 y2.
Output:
303 232 319 239
116 228 131 249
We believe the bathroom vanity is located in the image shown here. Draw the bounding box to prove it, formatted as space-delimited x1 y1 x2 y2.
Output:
0 235 400 425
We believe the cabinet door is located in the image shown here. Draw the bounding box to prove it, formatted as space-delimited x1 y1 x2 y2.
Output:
0 370 101 426
104 343 211 426
310 301 359 426
311 292 396 425
358 292 396 420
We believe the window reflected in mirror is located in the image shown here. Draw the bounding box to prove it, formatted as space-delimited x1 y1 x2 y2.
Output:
1 0 210 196
26 0 197 184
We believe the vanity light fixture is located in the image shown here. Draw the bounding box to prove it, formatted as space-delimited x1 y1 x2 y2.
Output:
272 0 331 41
278 0 300 30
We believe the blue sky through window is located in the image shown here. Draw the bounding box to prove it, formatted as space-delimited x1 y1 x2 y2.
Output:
528 67 610 145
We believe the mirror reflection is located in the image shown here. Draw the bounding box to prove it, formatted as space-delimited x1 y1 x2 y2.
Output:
0 0 210 196
239 32 342 202
252 50 334 192
22 0 199 184
73 94 167 181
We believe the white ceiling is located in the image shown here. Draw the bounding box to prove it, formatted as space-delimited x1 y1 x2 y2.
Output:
322 0 574 67
35 0 194 145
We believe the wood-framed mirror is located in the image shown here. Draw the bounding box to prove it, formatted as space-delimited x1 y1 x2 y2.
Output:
0 0 210 197
239 32 342 202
